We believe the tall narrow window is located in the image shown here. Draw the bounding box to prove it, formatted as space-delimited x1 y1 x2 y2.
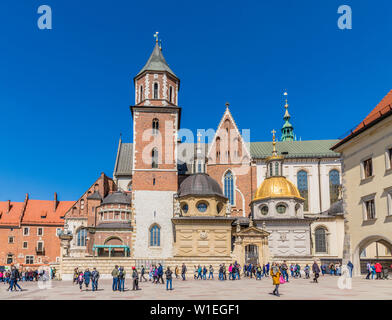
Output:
224 171 234 205
274 162 279 176
269 163 273 177
388 148 392 170
365 199 376 220
329 170 340 205
363 158 373 178
153 83 159 99
77 229 87 246
169 86 173 103
139 85 143 103
297 170 309 211
152 118 159 135
315 228 327 253
150 225 160 246
152 148 158 168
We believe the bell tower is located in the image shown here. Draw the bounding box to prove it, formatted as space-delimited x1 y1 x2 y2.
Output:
130 33 180 260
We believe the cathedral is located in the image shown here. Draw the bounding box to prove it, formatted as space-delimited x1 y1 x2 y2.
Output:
58 37 344 278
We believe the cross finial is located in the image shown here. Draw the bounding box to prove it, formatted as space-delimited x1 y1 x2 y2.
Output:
283 90 288 108
271 129 277 154
197 131 202 143
154 32 159 43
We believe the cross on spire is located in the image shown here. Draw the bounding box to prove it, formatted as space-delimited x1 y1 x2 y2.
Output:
271 129 277 154
154 31 159 43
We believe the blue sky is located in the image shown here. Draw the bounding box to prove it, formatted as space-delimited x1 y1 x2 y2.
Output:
0 0 391 201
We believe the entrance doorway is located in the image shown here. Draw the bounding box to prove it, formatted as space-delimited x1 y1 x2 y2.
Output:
245 245 259 265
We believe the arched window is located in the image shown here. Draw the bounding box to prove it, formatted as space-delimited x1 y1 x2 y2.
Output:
139 85 143 103
269 163 273 177
274 162 279 176
224 171 234 205
297 170 309 211
329 170 340 205
315 227 327 253
152 118 159 135
152 148 158 168
150 225 160 246
153 82 159 99
80 199 85 210
77 228 87 247
169 86 173 103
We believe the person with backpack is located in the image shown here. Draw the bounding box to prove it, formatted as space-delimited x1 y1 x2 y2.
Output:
165 267 173 291
312 261 320 283
140 265 147 282
181 263 187 281
111 265 119 291
91 268 100 291
118 266 126 291
132 266 140 290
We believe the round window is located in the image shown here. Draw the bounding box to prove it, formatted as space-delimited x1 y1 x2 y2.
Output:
260 205 268 215
181 203 188 214
276 204 286 214
197 202 208 213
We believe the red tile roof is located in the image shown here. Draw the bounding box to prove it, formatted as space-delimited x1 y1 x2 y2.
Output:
22 200 73 225
353 90 392 133
0 201 24 226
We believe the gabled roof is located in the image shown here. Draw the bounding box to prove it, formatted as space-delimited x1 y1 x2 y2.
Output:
0 201 24 226
251 140 340 159
114 141 133 177
135 42 177 79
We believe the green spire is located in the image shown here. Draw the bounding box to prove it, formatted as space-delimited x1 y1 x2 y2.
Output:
281 91 294 141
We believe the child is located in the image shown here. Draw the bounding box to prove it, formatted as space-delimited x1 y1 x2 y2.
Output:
77 272 84 291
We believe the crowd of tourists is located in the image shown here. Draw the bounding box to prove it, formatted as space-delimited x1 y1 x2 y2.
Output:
365 261 389 280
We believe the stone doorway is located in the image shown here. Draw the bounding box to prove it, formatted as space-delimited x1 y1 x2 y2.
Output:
245 245 259 265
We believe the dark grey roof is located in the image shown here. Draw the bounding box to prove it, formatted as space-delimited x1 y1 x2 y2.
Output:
136 42 177 78
322 199 344 216
87 191 102 200
102 191 131 205
114 142 133 177
96 222 132 229
178 173 226 198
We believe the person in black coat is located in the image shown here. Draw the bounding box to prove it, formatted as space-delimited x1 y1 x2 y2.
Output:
312 261 320 283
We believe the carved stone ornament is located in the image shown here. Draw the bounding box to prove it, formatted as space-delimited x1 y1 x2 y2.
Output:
200 231 208 240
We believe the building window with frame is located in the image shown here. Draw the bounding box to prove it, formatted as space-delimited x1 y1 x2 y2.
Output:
77 228 87 246
224 171 234 205
152 118 159 135
139 85 143 103
364 199 376 220
315 227 327 253
149 225 161 247
329 169 340 205
37 241 44 252
23 241 28 249
37 227 43 236
8 236 14 244
297 170 309 211
80 199 85 210
7 254 13 264
274 162 279 176
23 227 29 236
152 148 158 168
169 86 173 103
387 148 392 170
363 158 373 178
153 82 159 99
387 190 392 216
25 256 34 264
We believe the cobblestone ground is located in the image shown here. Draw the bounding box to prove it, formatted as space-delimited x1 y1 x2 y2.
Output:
0 275 391 300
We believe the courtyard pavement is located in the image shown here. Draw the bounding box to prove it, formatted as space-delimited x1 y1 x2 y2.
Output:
0 275 391 300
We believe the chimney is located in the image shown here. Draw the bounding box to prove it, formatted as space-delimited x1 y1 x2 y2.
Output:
7 200 11 213
54 192 58 211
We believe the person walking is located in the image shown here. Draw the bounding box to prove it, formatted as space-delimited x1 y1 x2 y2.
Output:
8 266 22 292
84 269 91 291
181 263 187 281
77 271 84 291
347 261 354 278
202 266 207 280
266 262 270 277
175 265 179 279
365 262 372 279
165 267 173 291
111 265 119 291
281 261 289 282
140 265 147 282
73 268 79 285
157 263 164 284
304 264 310 279
312 261 320 283
91 268 100 291
118 266 126 291
270 263 281 297
132 267 140 290
208 265 214 280
375 262 383 279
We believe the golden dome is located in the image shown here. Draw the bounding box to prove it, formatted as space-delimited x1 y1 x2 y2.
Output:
253 177 304 201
